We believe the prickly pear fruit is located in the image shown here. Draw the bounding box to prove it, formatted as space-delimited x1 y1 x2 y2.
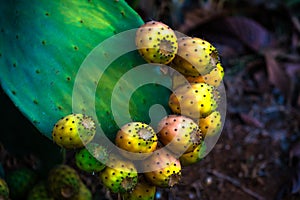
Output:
171 62 224 90
157 115 202 155
201 63 224 87
47 164 81 200
122 177 156 200
27 181 54 200
71 181 92 200
171 37 220 76
143 148 182 188
115 122 157 160
169 83 217 118
0 177 9 200
52 114 96 149
199 111 222 137
185 62 224 87
75 142 108 173
99 154 138 193
6 168 37 199
179 142 206 166
136 20 178 64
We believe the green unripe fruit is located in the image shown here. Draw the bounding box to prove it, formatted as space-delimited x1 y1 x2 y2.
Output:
70 181 92 200
27 181 54 200
47 164 81 199
6 168 37 199
0 177 9 200
75 142 108 173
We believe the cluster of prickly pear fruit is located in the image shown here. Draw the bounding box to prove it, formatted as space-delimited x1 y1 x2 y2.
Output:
136 20 224 140
45 19 224 199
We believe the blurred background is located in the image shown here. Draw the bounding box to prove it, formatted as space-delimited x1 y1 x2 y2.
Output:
1 0 300 199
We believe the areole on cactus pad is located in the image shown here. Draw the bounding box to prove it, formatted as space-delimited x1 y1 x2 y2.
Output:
0 0 172 141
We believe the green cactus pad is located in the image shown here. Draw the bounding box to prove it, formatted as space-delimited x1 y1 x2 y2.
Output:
0 0 172 141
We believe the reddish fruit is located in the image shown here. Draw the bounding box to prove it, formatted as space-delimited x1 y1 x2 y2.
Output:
157 115 202 155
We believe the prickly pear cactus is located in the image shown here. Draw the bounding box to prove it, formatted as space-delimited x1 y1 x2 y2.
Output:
0 0 172 141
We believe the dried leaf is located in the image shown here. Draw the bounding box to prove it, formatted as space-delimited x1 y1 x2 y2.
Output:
264 50 291 98
240 113 264 128
225 16 275 52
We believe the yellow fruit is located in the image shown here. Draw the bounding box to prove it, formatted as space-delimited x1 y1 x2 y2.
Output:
122 177 156 200
179 142 206 166
52 114 96 149
99 154 138 193
143 148 181 188
171 37 220 76
198 111 222 137
169 83 217 118
115 122 157 160
136 20 178 64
